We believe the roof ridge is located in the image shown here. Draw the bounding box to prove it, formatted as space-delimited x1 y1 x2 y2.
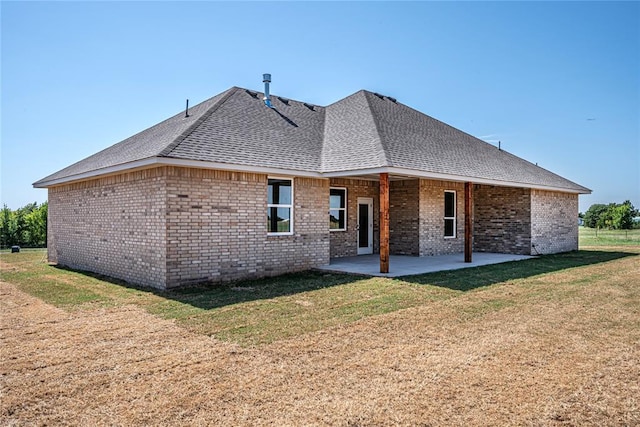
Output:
362 90 391 167
319 102 331 170
159 86 238 157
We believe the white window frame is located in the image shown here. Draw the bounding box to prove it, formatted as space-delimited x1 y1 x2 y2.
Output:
329 187 347 232
267 176 294 236
444 190 456 239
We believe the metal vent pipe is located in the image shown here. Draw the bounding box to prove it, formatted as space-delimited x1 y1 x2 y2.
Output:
263 73 272 108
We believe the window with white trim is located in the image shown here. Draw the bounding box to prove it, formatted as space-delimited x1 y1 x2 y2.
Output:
267 178 293 234
444 190 456 238
329 187 347 231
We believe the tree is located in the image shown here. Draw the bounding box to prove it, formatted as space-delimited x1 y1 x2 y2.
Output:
583 203 608 228
25 202 47 247
0 202 48 248
609 201 635 230
14 203 34 246
0 204 16 248
584 200 637 230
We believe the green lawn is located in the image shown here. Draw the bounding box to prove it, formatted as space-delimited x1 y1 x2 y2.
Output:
579 226 640 246
2 242 638 346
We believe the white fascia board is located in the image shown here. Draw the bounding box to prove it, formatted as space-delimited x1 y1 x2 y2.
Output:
324 166 591 194
33 157 324 188
33 157 162 188
162 158 323 178
35 159 590 195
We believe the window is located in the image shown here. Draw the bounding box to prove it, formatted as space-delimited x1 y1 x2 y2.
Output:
444 190 456 238
268 178 293 234
329 188 347 231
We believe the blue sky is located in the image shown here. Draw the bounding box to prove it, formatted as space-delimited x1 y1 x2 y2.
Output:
2 1 638 213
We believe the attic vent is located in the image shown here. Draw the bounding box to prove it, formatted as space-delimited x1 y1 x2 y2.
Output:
373 92 384 99
303 102 316 111
277 96 290 105
386 96 397 103
246 90 258 98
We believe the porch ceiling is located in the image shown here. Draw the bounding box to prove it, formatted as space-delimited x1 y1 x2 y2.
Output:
323 167 589 194
332 173 417 182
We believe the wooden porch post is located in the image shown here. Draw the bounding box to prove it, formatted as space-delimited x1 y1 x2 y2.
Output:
464 181 473 263
380 172 390 273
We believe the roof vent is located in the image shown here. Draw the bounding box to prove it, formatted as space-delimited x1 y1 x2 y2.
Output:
277 96 290 105
373 92 384 99
303 102 315 111
387 96 397 103
245 89 258 98
263 73 272 108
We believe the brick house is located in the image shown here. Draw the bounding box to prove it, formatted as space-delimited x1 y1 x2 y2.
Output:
34 77 590 289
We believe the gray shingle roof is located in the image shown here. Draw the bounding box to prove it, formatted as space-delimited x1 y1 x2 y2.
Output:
363 91 589 191
166 88 325 171
321 90 388 171
34 86 590 194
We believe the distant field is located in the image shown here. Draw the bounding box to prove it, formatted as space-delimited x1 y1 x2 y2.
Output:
2 246 639 426
579 226 640 247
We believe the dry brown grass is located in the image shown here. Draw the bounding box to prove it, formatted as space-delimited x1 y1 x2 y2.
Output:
1 249 639 426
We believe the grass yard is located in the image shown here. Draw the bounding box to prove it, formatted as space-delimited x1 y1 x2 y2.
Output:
2 241 639 425
579 226 640 246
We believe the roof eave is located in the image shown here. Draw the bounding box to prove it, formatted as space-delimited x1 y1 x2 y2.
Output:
323 166 592 194
32 157 324 188
34 161 591 195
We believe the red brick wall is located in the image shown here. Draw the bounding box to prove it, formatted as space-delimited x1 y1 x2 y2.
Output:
473 185 532 255
389 179 420 255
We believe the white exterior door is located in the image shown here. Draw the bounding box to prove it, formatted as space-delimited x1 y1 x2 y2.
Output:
357 197 374 255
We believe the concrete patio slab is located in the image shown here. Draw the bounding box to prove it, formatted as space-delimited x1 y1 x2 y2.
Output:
315 252 534 277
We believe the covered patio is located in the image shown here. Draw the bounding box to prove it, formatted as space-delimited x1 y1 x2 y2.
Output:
316 252 534 277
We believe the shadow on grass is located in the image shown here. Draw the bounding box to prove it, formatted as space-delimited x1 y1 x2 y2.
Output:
52 264 366 310
399 250 638 292
53 250 637 310
160 270 368 310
